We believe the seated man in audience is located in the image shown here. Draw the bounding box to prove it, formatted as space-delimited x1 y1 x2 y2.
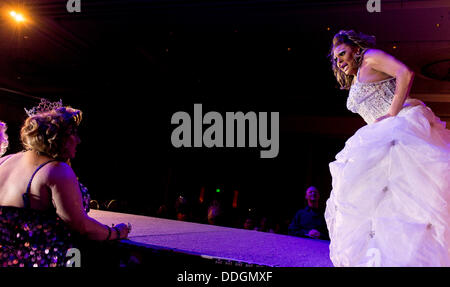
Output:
288 186 329 240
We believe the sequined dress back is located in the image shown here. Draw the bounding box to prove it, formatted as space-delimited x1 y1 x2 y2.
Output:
0 159 75 267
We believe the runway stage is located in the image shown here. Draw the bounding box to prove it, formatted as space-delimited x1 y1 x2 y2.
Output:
89 210 333 267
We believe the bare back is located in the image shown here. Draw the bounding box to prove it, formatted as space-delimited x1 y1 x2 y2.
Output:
0 152 56 211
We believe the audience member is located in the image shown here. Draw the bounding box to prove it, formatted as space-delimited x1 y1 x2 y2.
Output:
288 186 329 240
175 195 192 221
254 216 276 233
241 208 258 230
207 199 225 225
243 217 256 230
156 204 169 218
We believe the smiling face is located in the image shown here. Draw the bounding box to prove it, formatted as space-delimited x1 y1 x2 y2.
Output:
305 186 320 208
333 43 360 76
305 187 319 202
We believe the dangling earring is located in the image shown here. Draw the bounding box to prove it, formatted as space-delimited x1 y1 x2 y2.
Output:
354 48 362 65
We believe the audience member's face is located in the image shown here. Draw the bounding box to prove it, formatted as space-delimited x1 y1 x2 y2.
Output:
305 187 320 203
243 218 254 229
177 212 188 221
208 206 220 224
260 217 267 227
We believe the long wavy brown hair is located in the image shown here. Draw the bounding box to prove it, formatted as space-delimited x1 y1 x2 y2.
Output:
329 30 376 90
21 106 82 161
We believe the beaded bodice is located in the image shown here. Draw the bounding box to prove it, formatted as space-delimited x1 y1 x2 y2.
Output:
347 68 396 124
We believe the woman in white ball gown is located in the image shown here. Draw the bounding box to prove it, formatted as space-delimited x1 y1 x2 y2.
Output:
325 30 450 267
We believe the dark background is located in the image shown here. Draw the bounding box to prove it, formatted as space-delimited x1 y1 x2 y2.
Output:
0 0 449 225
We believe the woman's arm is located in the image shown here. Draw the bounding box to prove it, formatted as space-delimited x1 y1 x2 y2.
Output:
363 49 415 118
46 162 129 241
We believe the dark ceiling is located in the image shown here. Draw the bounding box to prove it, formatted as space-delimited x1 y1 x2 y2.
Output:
0 1 449 120
0 0 449 216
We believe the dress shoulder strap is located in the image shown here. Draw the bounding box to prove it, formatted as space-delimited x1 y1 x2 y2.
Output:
23 160 57 209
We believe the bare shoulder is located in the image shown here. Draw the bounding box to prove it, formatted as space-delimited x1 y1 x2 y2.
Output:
0 154 15 165
40 161 78 186
364 48 390 59
362 47 412 78
362 48 396 65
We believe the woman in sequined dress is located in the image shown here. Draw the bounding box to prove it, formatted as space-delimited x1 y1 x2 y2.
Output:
0 102 130 267
324 30 450 267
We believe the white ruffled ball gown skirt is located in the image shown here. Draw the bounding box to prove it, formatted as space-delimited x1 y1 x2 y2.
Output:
325 99 450 267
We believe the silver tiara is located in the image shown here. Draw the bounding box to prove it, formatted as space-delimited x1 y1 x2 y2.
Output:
24 98 63 117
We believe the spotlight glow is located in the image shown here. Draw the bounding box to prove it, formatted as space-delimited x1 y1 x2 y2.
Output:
9 10 25 22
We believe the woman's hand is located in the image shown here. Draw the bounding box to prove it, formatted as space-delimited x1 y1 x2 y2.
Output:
114 223 131 239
